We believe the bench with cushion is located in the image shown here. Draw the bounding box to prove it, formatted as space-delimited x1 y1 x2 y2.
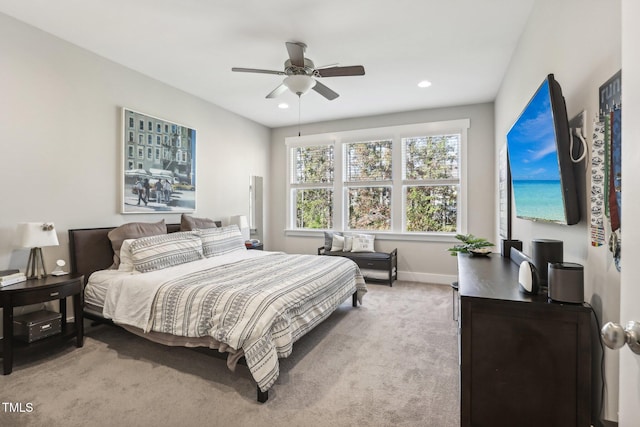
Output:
317 234 397 286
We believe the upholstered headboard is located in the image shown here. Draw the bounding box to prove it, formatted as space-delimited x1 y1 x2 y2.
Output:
68 222 221 284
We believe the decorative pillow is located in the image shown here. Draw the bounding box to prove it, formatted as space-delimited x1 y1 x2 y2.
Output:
129 231 204 273
199 225 246 258
324 231 343 251
107 220 166 268
343 235 353 252
351 234 375 252
330 234 345 252
117 239 136 272
180 213 218 231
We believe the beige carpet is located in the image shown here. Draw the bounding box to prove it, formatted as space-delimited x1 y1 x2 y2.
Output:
0 281 459 427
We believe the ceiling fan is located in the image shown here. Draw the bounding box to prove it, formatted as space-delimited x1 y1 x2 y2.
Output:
232 41 365 101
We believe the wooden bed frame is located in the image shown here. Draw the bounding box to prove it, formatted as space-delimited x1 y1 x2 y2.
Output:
68 223 358 403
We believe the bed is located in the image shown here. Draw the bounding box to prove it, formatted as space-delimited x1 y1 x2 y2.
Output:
68 221 367 402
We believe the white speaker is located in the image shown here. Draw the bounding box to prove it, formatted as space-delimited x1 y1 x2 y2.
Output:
518 261 538 294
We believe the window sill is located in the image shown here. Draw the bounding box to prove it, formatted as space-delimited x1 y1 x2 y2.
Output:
283 229 459 243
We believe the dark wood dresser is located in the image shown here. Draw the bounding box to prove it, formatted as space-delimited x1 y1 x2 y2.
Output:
457 253 591 427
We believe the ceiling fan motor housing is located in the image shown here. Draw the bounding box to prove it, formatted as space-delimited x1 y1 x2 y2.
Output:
284 58 315 76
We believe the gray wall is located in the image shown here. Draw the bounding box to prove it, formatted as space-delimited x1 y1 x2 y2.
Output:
494 0 621 420
269 103 495 284
0 13 271 288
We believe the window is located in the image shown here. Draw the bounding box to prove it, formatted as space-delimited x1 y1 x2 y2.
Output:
403 134 460 233
289 144 334 229
286 120 468 238
344 140 392 230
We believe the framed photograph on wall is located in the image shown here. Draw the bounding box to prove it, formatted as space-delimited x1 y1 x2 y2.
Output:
121 108 197 214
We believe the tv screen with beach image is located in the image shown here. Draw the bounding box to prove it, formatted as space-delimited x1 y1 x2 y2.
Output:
507 78 566 224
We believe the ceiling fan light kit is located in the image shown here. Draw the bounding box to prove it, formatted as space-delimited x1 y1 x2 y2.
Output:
232 41 365 100
283 75 316 96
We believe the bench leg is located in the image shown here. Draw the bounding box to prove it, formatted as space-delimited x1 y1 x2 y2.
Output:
257 385 269 403
352 292 357 307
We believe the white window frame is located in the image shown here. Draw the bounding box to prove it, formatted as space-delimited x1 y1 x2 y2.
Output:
285 119 469 241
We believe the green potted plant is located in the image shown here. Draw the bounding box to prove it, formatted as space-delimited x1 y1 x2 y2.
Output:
448 234 494 256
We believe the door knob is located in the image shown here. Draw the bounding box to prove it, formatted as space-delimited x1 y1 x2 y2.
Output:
601 321 640 354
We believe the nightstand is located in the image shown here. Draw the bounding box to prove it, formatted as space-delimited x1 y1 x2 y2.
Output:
0 274 84 374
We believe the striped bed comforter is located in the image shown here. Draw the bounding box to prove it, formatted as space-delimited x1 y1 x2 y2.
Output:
147 253 366 392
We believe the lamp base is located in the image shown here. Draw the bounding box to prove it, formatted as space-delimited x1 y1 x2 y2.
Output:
26 247 47 279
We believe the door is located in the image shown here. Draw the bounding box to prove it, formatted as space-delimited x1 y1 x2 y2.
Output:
619 1 639 424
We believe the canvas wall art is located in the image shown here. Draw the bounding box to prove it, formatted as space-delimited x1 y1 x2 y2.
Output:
121 108 196 214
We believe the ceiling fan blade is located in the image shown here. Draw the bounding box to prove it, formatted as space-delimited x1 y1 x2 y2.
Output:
285 42 305 68
232 67 285 75
317 65 365 77
266 83 288 99
312 81 339 100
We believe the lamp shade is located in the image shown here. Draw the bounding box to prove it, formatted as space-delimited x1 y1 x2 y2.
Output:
283 75 316 96
230 215 250 241
18 222 59 248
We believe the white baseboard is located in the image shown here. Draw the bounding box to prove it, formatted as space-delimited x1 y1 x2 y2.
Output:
397 270 456 285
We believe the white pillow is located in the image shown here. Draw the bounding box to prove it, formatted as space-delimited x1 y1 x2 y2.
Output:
117 239 136 272
343 235 353 252
199 225 247 257
330 234 345 252
351 234 375 252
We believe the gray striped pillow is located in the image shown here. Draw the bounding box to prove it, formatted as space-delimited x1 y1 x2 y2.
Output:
130 231 204 273
199 225 246 257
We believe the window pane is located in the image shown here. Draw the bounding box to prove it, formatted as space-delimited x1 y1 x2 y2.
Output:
347 187 391 230
405 186 457 232
292 145 334 184
295 189 333 229
404 135 460 180
345 140 392 182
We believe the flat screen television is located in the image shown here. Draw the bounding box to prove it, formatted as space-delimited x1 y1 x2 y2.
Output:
506 74 580 225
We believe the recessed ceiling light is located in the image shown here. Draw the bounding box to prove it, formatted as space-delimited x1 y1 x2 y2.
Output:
278 103 289 109
418 80 432 88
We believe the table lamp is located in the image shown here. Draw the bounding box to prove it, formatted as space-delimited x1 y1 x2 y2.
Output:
18 222 59 279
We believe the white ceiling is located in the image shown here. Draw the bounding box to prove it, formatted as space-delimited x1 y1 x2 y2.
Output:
0 0 534 128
